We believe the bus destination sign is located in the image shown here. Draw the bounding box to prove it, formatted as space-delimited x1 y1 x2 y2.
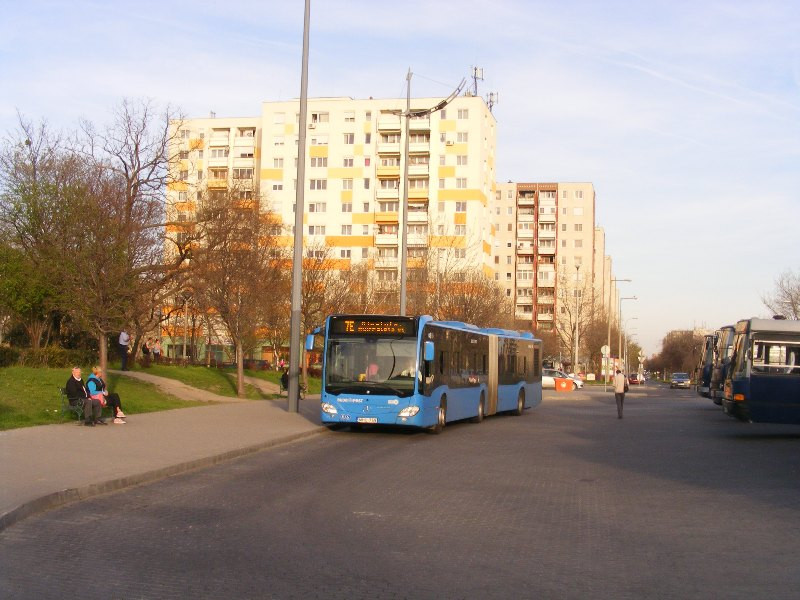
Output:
330 317 415 336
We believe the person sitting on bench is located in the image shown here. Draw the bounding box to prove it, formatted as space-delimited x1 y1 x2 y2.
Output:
66 366 105 426
86 366 126 424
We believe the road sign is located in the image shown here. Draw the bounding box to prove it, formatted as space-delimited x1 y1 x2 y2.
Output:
601 345 610 357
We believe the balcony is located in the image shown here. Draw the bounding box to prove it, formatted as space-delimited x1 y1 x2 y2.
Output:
408 164 429 177
207 179 227 189
517 212 534 223
409 142 429 154
517 263 534 271
407 233 428 246
377 188 399 199
518 194 535 206
208 157 229 168
538 210 556 222
537 296 555 305
536 313 554 322
517 229 534 240
208 135 230 147
377 142 400 155
537 278 555 288
517 243 534 255
375 211 399 224
408 188 429 200
537 244 556 255
538 229 556 239
407 210 428 223
516 296 533 306
377 166 400 178
375 233 398 246
233 136 255 147
409 117 430 131
377 115 401 130
375 257 399 269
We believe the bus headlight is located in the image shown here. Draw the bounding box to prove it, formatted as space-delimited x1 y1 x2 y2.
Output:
398 406 419 417
321 403 338 415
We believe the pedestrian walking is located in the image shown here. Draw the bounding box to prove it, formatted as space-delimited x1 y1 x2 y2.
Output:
118 329 130 371
613 369 628 419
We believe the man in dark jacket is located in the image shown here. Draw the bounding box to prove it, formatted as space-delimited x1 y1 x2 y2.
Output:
65 367 104 426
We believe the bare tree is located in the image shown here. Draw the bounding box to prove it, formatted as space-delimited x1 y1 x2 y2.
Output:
763 269 800 320
190 185 285 396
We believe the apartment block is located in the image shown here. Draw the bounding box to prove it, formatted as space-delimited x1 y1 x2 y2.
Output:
490 182 610 333
168 95 497 284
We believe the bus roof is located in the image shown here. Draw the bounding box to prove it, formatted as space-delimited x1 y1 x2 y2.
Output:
738 318 800 334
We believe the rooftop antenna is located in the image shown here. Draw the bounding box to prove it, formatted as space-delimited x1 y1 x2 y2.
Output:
470 66 484 97
486 91 499 112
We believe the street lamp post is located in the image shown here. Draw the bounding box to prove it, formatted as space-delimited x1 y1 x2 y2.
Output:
618 296 637 374
605 278 631 391
573 265 580 375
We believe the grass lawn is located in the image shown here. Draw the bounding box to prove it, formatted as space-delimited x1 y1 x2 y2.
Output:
129 364 275 400
243 369 322 394
0 367 210 431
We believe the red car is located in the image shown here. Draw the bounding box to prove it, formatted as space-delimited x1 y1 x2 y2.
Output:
628 373 644 385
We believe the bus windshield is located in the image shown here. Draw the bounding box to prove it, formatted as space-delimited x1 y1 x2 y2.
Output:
325 336 418 397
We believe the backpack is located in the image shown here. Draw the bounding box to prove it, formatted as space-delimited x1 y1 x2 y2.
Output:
142 343 150 355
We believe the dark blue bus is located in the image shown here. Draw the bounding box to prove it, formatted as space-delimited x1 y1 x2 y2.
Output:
722 318 800 424
710 325 735 405
306 314 542 432
695 334 715 398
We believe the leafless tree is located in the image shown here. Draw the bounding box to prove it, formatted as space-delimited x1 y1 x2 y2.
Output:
763 269 800 320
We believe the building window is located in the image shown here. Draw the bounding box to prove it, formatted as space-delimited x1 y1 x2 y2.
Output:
343 157 354 167
341 225 352 235
439 178 445 188
409 178 428 189
309 202 326 213
343 133 355 144
457 155 468 166
210 148 229 158
455 225 466 235
575 224 583 232
575 190 583 199
272 183 283 190
311 157 327 167
362 225 370 235
365 111 372 121
365 133 371 144
363 202 370 212
308 225 326 235
364 178 370 189
379 201 399 212
342 202 352 213
273 137 284 146
344 111 355 122
457 108 469 119
575 239 583 248
179 129 190 139
232 168 253 179
273 158 283 168
457 132 468 142
179 170 188 181
311 112 329 123
341 249 351 258
310 179 327 190
362 248 369 258
343 179 353 190
178 150 189 160
455 201 466 212
310 136 328 146
456 178 467 189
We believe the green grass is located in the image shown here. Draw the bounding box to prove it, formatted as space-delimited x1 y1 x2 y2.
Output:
130 364 273 400
0 367 210 431
243 369 322 394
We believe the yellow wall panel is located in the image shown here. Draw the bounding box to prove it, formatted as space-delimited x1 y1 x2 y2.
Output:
437 166 455 178
353 144 364 156
445 142 468 154
260 168 283 180
430 235 466 249
284 124 295 135
438 189 487 202
168 181 188 191
376 211 399 223
310 146 329 158
439 120 456 132
328 167 363 178
363 122 372 133
189 138 203 150
341 190 353 202
352 213 375 225
454 213 467 225
482 264 494 278
483 241 491 254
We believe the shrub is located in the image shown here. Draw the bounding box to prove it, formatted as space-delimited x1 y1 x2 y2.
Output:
0 346 20 367
17 347 98 368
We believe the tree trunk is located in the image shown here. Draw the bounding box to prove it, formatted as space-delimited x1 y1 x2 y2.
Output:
98 333 107 373
24 319 46 351
236 339 245 397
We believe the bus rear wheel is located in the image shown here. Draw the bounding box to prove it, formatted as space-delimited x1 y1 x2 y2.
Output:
471 392 485 423
513 390 525 416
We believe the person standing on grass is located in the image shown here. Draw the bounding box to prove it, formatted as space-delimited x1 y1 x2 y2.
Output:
613 369 627 419
152 339 162 364
118 328 130 371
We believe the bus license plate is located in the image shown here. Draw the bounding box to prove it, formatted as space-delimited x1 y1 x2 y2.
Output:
357 417 378 423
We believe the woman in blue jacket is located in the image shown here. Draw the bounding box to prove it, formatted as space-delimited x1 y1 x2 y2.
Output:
87 366 127 424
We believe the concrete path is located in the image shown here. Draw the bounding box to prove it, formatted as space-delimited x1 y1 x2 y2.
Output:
0 371 323 531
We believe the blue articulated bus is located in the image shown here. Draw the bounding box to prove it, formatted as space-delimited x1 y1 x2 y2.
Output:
306 314 542 433
722 318 800 424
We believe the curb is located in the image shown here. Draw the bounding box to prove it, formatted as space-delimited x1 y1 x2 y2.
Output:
0 426 327 533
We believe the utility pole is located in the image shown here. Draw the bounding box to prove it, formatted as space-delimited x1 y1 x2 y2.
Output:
573 265 580 375
287 0 310 413
605 278 630 391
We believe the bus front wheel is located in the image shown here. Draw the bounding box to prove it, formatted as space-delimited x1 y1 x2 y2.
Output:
431 397 447 434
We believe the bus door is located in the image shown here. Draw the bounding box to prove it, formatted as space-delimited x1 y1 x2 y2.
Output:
487 334 499 414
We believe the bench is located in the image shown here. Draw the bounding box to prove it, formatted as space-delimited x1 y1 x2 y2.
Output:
59 387 84 422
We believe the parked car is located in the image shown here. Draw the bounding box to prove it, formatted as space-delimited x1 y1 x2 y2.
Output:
670 372 691 389
628 373 644 385
542 368 583 390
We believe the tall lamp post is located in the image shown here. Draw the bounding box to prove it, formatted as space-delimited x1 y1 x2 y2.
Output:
573 265 581 375
624 318 638 375
618 296 637 374
605 278 631 391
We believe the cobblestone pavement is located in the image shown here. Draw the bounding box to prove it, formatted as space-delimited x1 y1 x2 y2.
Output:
2 385 800 599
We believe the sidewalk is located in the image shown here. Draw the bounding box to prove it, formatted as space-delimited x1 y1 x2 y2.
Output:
0 371 324 532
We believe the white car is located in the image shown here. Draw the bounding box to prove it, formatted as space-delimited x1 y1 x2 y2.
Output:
542 368 584 390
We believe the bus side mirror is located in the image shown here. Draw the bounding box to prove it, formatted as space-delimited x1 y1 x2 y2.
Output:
305 334 315 352
424 341 435 362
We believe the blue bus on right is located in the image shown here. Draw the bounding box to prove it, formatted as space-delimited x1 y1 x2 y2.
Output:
722 317 800 424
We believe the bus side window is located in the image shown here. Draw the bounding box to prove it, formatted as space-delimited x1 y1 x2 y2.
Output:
439 351 445 375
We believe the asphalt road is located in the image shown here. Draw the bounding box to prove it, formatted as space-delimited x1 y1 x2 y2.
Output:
2 384 800 599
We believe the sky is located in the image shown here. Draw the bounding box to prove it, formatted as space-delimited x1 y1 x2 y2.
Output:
1 0 799 355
